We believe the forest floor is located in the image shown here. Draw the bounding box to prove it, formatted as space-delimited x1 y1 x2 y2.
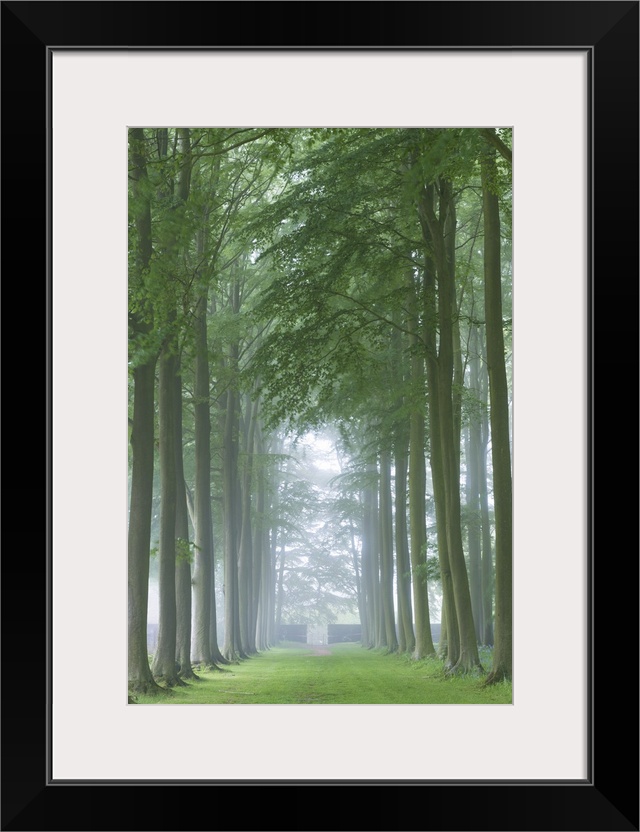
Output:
133 643 511 705
308 644 332 656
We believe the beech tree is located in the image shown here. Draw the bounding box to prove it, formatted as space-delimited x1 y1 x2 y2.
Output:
481 138 513 683
128 128 163 695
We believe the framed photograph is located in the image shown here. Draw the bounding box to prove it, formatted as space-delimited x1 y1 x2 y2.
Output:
3 2 637 830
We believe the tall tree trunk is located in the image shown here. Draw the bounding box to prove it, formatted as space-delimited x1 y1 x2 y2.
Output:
407 284 436 660
151 342 184 686
222 380 244 661
348 515 365 645
465 424 484 643
420 177 482 674
152 128 192 686
467 325 484 641
209 536 227 663
174 370 198 680
379 449 398 652
482 148 512 683
362 456 381 649
479 333 495 646
127 128 163 695
367 465 383 649
390 319 415 655
128 363 161 694
419 186 459 668
394 431 415 654
361 483 374 649
275 540 286 638
191 288 215 668
263 445 281 648
435 181 482 674
238 393 259 654
252 419 267 651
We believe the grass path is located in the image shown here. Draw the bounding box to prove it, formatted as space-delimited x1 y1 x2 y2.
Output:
134 643 512 705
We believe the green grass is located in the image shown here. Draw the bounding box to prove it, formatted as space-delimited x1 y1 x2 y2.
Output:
134 643 512 705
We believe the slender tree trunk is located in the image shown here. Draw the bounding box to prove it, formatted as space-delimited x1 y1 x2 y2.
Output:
267 524 277 646
394 431 415 654
174 371 198 680
151 343 184 686
435 182 482 674
379 448 398 652
275 540 286 638
209 536 227 663
420 178 482 674
127 128 163 696
252 419 267 651
368 465 383 649
419 187 459 668
151 127 192 686
361 481 376 649
439 598 448 656
348 515 365 645
466 424 484 643
479 335 495 647
238 393 259 654
223 379 244 661
128 363 161 694
191 291 215 668
407 289 436 660
264 446 281 647
467 326 484 641
482 149 512 683
363 463 381 648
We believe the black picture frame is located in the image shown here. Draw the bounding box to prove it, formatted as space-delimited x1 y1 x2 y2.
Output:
2 2 637 830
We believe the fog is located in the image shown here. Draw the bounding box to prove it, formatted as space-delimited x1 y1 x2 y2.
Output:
146 425 444 652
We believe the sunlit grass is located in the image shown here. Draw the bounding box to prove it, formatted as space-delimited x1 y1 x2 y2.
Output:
133 643 512 705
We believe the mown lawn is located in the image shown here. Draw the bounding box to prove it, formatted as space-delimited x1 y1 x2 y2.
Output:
133 642 512 705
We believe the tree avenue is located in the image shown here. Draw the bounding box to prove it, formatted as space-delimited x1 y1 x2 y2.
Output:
128 127 513 697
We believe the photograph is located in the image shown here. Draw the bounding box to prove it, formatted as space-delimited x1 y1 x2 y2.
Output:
127 126 514 706
2 0 637 829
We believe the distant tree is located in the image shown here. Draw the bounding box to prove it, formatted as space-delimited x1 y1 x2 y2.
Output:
174 369 198 680
379 448 399 652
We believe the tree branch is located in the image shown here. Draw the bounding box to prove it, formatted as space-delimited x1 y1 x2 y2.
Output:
478 128 512 165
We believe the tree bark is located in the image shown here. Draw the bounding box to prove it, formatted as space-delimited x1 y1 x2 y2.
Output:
394 433 415 654
361 456 381 649
127 128 163 696
191 291 215 666
251 419 267 651
379 448 398 652
479 334 495 647
481 148 512 683
222 378 244 661
151 342 184 686
420 177 482 673
238 392 259 654
407 283 436 660
128 363 161 694
263 442 282 648
275 540 286 638
151 128 192 687
467 324 484 642
174 370 198 680
419 185 459 668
